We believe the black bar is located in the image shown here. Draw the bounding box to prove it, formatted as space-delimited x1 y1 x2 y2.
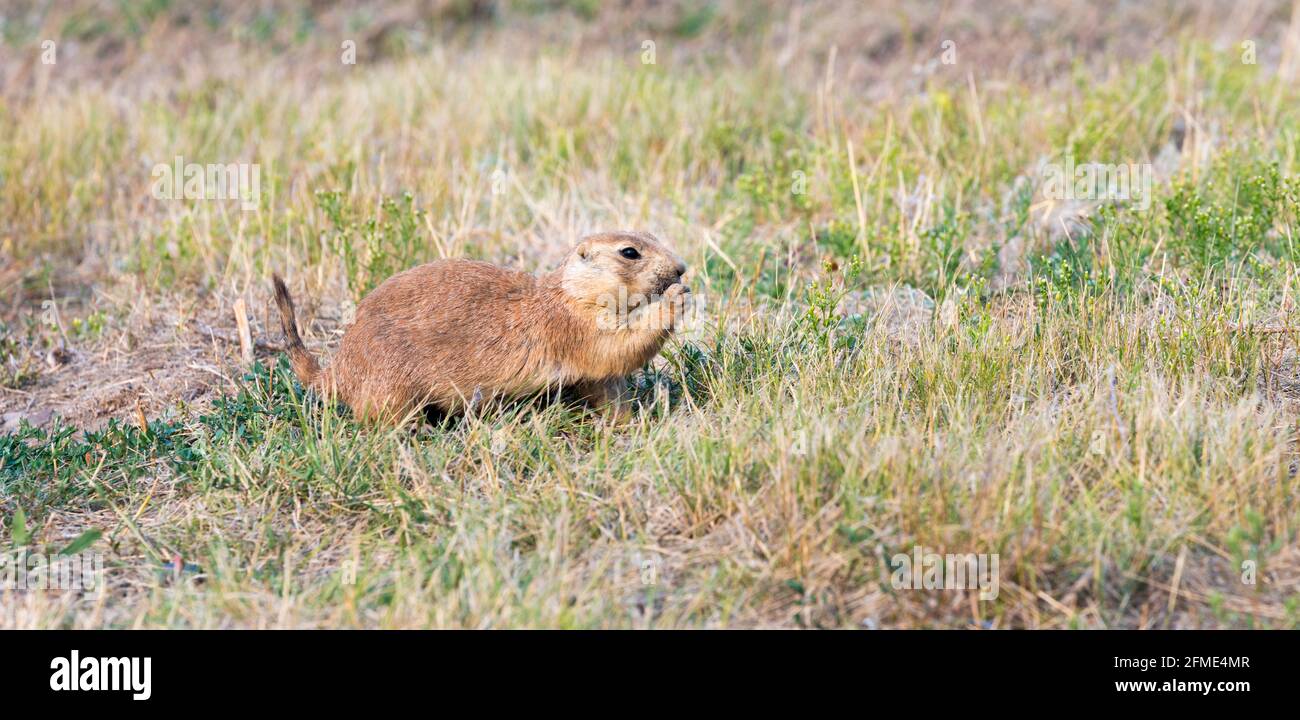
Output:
0 629 1286 709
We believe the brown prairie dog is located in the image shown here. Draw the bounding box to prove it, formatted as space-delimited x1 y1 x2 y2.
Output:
272 231 689 424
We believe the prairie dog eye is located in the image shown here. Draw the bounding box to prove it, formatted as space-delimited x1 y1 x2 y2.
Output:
619 247 641 260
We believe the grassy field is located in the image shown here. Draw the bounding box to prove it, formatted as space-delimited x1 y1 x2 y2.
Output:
2 0 1300 628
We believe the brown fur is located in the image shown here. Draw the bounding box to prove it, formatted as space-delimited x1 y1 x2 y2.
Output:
272 231 688 424
272 274 321 386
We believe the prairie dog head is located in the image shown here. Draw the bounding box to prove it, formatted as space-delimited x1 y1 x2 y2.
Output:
560 231 687 311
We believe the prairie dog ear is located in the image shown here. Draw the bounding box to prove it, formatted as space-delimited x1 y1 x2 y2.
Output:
575 240 592 261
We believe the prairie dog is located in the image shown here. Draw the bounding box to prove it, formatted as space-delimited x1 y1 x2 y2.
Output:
272 231 689 424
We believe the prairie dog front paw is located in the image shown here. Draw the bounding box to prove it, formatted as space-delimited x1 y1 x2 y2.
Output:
656 283 690 330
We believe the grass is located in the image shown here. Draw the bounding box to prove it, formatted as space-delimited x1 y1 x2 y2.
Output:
2 0 1300 627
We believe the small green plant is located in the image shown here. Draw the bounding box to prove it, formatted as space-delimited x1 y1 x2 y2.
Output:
734 130 814 223
317 190 428 300
1030 232 1099 310
917 210 969 299
69 310 108 341
0 321 38 389
798 255 864 351
815 219 858 260
1088 203 1154 296
1165 157 1284 272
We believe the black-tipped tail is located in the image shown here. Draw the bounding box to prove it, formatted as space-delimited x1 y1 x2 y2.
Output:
272 273 321 387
